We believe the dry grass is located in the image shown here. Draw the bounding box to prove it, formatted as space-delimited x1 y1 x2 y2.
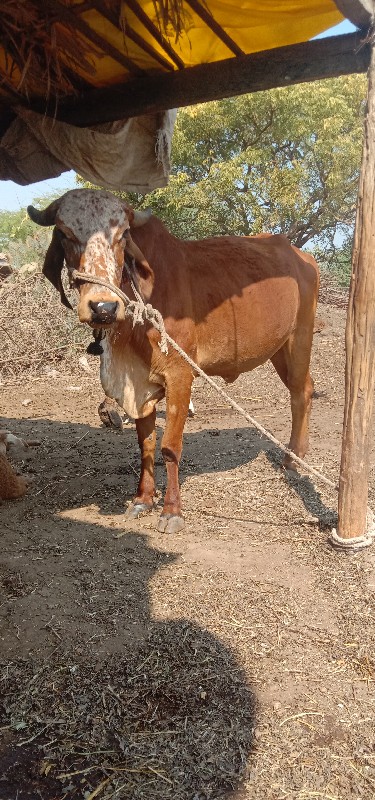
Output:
0 269 90 381
1 0 98 99
318 270 349 309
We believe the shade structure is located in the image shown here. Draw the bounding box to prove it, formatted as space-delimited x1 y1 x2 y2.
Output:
0 0 351 188
0 1 343 109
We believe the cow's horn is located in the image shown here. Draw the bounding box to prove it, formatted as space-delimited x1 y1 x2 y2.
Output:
27 197 62 227
132 208 152 228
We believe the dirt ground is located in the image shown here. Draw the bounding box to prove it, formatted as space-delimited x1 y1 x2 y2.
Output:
1 301 375 800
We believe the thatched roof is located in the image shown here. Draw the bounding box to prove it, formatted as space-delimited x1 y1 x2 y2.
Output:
1 1 371 189
0 1 348 132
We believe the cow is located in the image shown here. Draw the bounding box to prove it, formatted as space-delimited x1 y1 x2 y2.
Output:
28 189 319 533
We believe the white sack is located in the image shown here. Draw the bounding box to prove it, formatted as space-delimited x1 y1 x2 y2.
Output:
0 106 177 192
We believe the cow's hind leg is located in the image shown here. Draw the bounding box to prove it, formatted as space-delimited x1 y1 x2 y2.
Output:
126 408 157 518
158 372 193 534
271 334 314 470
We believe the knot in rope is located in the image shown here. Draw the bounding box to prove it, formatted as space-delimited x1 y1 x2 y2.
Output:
125 300 168 353
71 267 169 354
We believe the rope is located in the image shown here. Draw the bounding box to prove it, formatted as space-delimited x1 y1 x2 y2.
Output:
329 508 375 551
329 528 375 551
72 267 338 492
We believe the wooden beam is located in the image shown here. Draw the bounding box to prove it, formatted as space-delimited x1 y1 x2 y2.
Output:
338 39 375 540
185 0 244 56
45 0 146 77
32 32 369 126
88 1 175 71
333 1 374 29
124 0 185 70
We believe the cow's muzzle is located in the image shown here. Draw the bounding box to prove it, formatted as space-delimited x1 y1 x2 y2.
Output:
89 300 119 325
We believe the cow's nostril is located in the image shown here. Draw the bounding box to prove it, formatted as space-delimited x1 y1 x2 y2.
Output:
89 301 119 320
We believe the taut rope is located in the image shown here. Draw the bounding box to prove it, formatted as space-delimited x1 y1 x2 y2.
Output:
72 268 338 492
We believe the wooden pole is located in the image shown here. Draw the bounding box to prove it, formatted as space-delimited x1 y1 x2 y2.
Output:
334 0 373 29
338 33 375 540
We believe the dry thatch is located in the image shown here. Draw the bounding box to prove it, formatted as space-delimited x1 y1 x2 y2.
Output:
151 0 191 42
1 1 99 101
0 0 187 107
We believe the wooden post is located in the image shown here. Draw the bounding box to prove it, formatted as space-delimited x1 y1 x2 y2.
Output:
334 0 373 29
338 34 375 540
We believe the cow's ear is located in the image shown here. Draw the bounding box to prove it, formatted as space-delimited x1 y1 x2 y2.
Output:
125 234 154 301
132 208 152 228
125 206 151 228
43 228 72 310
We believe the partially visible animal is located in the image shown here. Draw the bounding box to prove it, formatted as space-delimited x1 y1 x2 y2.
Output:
28 189 319 533
0 431 31 500
98 396 127 430
98 394 195 428
0 253 12 282
188 398 195 418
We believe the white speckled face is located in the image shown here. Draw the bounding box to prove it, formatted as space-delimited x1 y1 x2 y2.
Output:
56 189 130 325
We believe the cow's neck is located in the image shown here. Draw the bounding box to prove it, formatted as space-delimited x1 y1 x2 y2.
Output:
130 220 191 316
99 321 164 419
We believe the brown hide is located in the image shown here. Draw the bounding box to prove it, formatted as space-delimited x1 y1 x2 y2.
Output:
118 216 319 532
127 218 319 382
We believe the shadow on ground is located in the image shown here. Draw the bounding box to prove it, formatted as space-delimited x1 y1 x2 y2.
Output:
0 413 335 525
0 508 256 799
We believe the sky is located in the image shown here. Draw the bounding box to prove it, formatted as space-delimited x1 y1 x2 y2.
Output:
0 18 357 212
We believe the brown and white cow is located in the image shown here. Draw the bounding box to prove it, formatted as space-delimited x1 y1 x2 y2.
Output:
28 189 319 533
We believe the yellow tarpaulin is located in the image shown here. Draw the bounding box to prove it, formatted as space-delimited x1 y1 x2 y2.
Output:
1 1 344 97
75 0 344 88
0 0 346 185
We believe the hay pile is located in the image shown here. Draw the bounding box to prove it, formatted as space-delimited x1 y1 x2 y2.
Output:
0 268 90 381
319 270 349 309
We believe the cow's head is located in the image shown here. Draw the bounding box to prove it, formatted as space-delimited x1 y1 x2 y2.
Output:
28 189 153 327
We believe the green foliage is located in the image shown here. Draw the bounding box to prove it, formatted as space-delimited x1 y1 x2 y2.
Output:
313 238 353 288
0 192 61 268
0 206 35 247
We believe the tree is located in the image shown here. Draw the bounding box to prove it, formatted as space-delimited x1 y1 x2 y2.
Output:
0 206 35 249
0 192 58 268
119 75 365 251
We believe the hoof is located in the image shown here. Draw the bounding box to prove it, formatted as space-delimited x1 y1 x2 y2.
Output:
282 455 298 472
158 514 185 534
125 501 153 519
98 399 124 430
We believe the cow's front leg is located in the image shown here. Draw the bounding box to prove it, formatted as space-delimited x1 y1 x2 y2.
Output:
158 374 193 534
126 408 156 518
